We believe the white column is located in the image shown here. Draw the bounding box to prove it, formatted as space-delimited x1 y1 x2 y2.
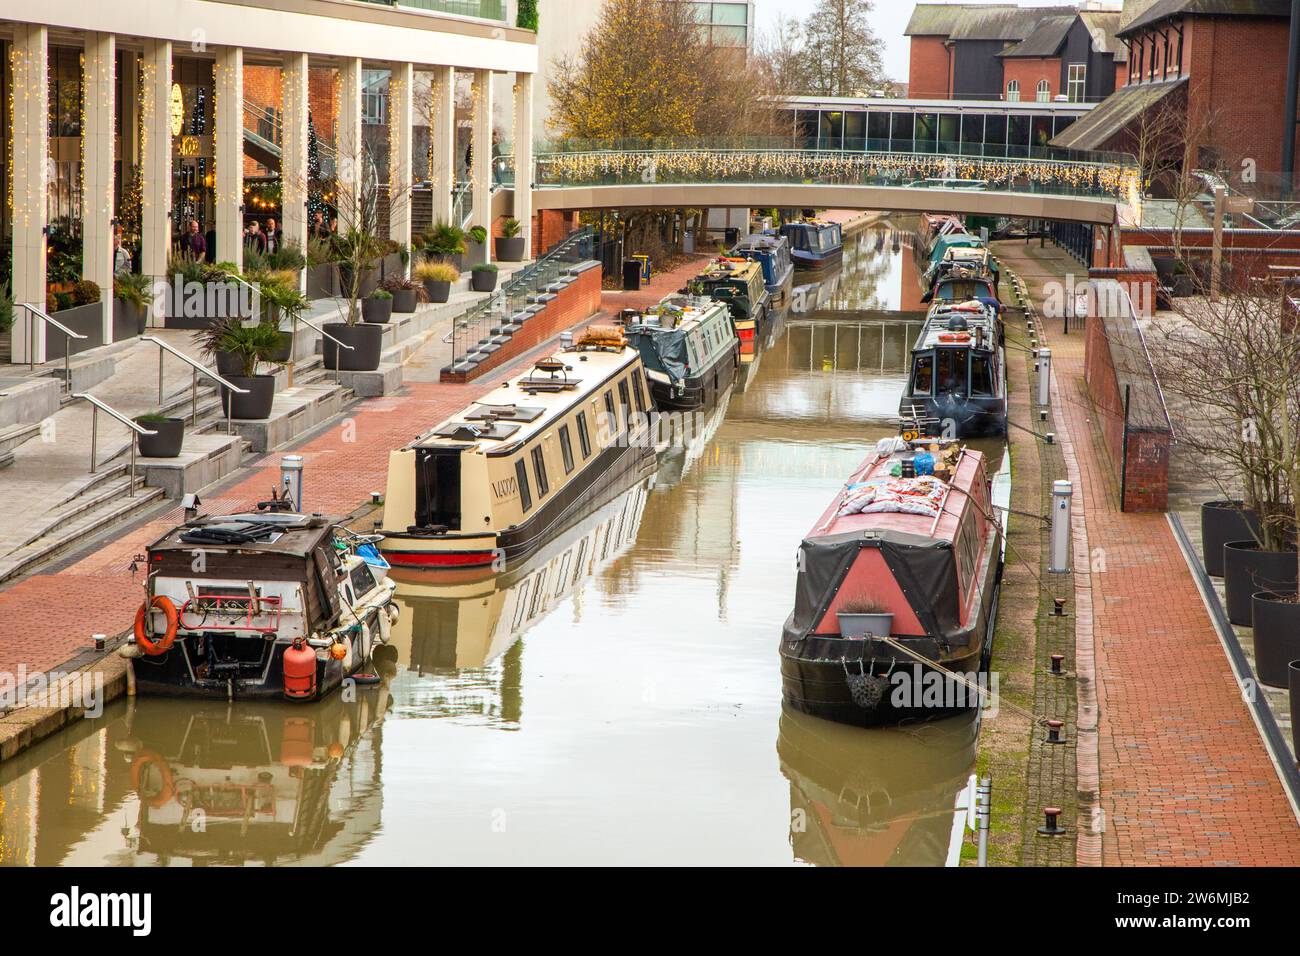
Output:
472 68 494 262
388 61 414 269
83 32 116 343
336 57 363 229
214 45 244 268
513 72 534 260
282 52 310 257
11 24 49 364
428 65 455 226
141 39 172 286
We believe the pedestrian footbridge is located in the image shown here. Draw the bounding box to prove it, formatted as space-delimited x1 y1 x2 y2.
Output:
506 145 1139 227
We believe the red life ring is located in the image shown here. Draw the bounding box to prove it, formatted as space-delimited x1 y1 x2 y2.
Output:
134 595 178 656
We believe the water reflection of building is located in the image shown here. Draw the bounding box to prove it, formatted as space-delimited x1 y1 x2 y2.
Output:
777 707 978 867
386 475 654 728
0 693 389 866
790 225 922 316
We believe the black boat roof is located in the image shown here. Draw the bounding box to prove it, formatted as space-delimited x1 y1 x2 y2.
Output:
149 512 338 557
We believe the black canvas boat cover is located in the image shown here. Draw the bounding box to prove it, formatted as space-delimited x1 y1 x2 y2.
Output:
782 529 962 644
626 325 690 382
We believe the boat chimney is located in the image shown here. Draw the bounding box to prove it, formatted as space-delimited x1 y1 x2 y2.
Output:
560 331 575 350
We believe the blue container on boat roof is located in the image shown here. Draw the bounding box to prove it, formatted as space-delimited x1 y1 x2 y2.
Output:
914 451 935 476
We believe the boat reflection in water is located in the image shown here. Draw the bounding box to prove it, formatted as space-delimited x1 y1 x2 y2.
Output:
386 469 655 728
778 706 978 866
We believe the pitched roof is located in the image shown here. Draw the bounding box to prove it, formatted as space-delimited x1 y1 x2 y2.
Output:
1118 0 1291 37
997 14 1076 57
1080 10 1129 61
904 4 1079 40
1049 76 1186 150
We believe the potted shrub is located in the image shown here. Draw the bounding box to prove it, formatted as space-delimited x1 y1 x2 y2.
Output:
471 262 499 293
415 260 458 303
363 288 394 324
113 272 155 339
836 595 893 639
134 412 185 458
381 275 425 313
1249 590 1300 687
495 218 526 262
466 224 489 266
257 278 310 368
1201 500 1261 577
333 228 382 300
422 221 466 271
215 320 283 420
306 237 339 299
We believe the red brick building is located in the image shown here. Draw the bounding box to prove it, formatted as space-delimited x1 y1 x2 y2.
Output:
905 3 1127 104
1053 0 1296 186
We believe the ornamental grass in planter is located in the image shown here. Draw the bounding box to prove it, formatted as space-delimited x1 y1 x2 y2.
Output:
381 275 426 313
113 272 155 338
195 318 283 420
415 260 458 303
495 218 526 262
422 221 466 271
134 412 185 458
835 595 893 639
471 262 499 293
363 288 394 324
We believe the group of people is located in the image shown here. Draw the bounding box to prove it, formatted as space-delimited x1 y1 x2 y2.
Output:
172 211 335 261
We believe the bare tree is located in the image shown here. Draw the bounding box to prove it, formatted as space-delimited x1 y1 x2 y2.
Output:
802 0 886 97
755 12 807 97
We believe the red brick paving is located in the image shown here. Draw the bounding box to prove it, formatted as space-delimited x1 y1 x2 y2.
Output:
600 254 712 313
1002 243 1300 865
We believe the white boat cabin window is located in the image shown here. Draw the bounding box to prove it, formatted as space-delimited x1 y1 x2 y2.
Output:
970 352 996 397
911 353 934 395
516 459 533 513
632 370 647 412
350 561 377 596
577 412 592 458
531 445 550 497
559 425 575 474
617 378 631 424
603 389 619 435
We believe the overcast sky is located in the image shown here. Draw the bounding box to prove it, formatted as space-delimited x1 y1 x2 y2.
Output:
758 0 1080 81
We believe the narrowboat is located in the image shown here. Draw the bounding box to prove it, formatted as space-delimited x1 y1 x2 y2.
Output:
923 245 1000 300
779 438 1003 727
731 232 795 307
125 511 399 701
624 298 739 411
691 256 771 353
778 218 844 272
898 300 1007 437
379 328 656 569
124 695 388 864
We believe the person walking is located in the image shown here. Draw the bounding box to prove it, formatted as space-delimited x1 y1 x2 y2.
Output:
180 219 206 261
112 230 131 275
245 219 268 255
265 217 283 255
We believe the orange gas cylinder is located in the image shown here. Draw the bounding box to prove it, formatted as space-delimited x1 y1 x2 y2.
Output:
283 638 318 701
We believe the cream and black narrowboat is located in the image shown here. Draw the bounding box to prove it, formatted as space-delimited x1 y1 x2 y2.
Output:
623 298 739 412
692 256 770 353
380 329 657 569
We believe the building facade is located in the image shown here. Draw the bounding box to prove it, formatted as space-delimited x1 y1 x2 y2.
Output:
1 0 538 364
906 2 1127 104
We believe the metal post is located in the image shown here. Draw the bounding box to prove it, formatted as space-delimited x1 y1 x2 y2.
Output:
977 775 991 867
1037 347 1052 407
1050 479 1073 573
1210 185 1226 302
89 406 98 474
158 346 165 405
1283 0 1300 194
1120 384 1131 513
281 454 304 512
129 439 136 497
192 366 198 425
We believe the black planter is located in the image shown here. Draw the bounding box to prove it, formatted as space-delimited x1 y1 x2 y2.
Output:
1289 661 1300 759
1251 591 1300 687
214 350 244 378
363 297 393 324
423 279 451 303
135 417 185 458
392 288 418 313
495 236 526 262
113 299 148 340
1224 540 1300 627
322 322 382 372
266 330 294 364
471 270 498 293
336 263 380 299
466 239 487 267
221 374 276 420
306 262 338 300
1202 500 1262 577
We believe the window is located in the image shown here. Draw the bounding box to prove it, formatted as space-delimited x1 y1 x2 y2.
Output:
1006 80 1020 102
576 412 592 458
1036 80 1050 103
531 446 549 498
515 459 532 513
632 371 647 412
559 425 575 474
1067 64 1086 103
349 562 377 597
617 379 631 429
911 354 934 395
603 389 618 436
970 353 995 397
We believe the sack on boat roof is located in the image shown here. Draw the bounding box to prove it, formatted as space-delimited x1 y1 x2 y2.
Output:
838 475 946 518
578 325 626 347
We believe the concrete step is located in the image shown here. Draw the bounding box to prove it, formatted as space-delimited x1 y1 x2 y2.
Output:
0 475 166 585
230 382 348 453
137 431 250 499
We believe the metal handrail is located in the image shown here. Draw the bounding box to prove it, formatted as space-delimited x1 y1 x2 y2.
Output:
72 392 156 493
22 303 88 391
298 313 354 385
141 335 247 434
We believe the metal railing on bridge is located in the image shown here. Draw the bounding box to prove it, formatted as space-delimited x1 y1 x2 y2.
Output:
525 147 1137 203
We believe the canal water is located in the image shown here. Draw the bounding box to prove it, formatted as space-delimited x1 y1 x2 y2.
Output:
0 222 1007 867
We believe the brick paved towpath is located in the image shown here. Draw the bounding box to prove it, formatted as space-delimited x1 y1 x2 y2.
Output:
994 240 1300 865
